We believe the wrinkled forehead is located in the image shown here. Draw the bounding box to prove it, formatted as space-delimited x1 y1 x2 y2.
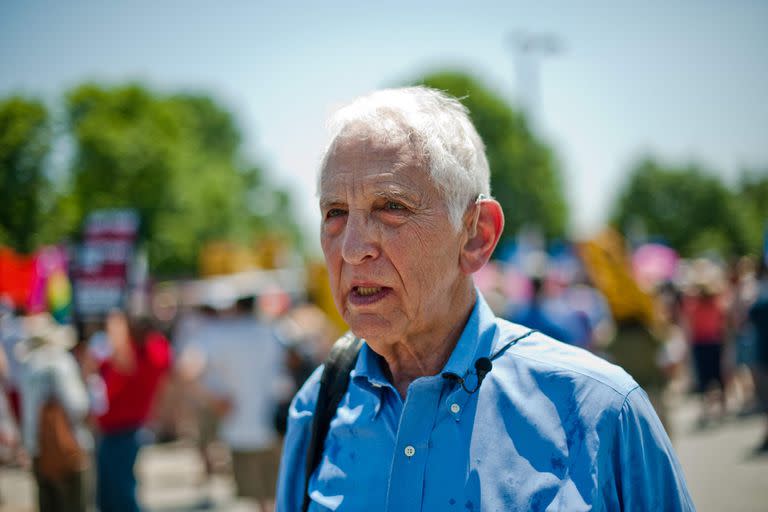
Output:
319 122 433 194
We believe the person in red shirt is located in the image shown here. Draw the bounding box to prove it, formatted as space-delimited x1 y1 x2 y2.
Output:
96 310 171 512
683 282 727 425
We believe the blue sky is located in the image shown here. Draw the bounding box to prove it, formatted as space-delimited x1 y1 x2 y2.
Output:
2 1 766 248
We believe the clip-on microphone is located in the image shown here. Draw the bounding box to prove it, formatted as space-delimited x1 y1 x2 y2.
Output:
441 330 536 395
442 357 492 394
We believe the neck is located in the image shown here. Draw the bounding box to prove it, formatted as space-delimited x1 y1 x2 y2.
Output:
379 286 476 398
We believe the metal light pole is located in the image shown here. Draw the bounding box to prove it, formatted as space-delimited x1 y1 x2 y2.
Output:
507 31 563 127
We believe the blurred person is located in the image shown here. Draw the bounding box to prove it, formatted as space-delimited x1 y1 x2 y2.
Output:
74 322 110 419
0 344 21 466
175 302 229 505
541 277 593 348
748 259 768 453
655 281 689 390
277 87 692 511
270 301 321 438
273 342 314 437
96 309 171 512
563 276 615 351
0 300 30 471
141 290 188 445
682 272 728 425
727 257 760 412
16 314 91 512
604 315 669 429
506 274 576 345
185 295 284 512
0 299 24 430
505 252 592 347
0 359 15 506
282 302 340 364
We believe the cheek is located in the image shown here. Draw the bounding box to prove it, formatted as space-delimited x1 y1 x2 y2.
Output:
323 217 345 237
390 237 442 288
321 238 342 280
409 234 460 284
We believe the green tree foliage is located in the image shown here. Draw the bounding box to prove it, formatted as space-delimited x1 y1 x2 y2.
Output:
612 158 756 257
738 170 768 249
0 97 52 252
413 71 568 242
65 84 298 276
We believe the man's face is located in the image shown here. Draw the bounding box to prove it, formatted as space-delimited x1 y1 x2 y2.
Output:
319 127 469 347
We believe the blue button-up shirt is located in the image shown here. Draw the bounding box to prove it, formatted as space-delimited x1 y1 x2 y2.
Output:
277 294 694 511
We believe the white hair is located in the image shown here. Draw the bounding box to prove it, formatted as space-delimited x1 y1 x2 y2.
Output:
318 86 491 228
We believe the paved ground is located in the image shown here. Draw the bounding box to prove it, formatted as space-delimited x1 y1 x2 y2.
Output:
1 398 767 511
670 397 768 512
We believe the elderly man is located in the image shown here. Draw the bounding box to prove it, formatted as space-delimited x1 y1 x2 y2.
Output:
277 87 693 511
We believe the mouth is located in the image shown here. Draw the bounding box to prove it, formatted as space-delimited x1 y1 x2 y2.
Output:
349 285 391 306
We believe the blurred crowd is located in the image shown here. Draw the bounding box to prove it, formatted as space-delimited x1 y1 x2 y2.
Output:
0 281 338 512
478 241 768 450
2 238 768 511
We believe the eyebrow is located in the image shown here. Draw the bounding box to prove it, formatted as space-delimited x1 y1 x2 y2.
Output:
372 188 420 205
319 186 422 210
319 196 346 210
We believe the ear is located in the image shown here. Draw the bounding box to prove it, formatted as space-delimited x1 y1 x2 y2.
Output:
459 199 504 274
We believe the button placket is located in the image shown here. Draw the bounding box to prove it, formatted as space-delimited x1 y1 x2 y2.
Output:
444 385 472 422
386 378 442 511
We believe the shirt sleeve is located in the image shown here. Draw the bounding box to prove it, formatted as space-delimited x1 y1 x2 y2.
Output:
609 386 695 511
276 365 323 512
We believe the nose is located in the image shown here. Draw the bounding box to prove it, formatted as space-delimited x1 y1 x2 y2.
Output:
341 211 379 264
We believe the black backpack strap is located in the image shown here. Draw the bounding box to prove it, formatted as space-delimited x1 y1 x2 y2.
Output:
302 332 363 512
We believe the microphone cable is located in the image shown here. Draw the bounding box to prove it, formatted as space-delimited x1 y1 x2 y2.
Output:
442 329 537 394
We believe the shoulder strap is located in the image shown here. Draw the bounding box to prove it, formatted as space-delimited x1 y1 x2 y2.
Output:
302 332 363 512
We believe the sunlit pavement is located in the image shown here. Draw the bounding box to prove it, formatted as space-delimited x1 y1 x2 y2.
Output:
669 396 768 512
2 397 767 512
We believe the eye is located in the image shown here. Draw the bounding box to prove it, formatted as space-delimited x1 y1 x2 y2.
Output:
326 208 347 218
384 201 406 211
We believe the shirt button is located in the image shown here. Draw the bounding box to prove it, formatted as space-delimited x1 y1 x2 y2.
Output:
404 445 416 457
450 403 461 414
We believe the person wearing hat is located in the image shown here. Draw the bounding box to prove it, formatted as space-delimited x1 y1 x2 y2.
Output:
16 313 91 512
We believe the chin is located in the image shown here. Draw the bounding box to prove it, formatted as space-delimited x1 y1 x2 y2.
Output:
345 312 396 345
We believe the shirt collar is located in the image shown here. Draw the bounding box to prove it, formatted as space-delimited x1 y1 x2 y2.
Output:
440 291 497 378
351 340 390 388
